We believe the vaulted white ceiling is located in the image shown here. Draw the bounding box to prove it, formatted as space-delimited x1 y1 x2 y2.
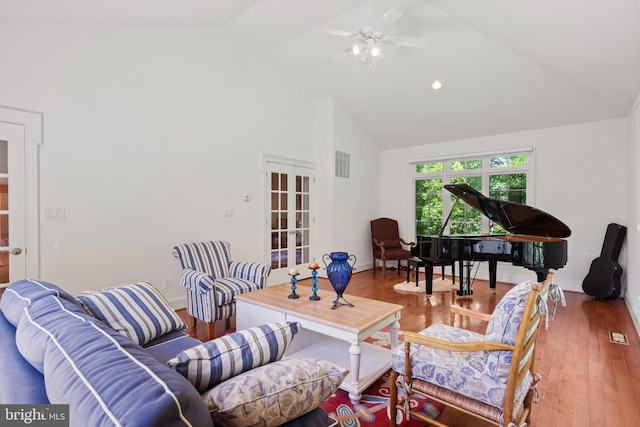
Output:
1 0 639 149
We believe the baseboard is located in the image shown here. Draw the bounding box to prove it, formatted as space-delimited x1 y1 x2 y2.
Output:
624 294 640 338
169 295 187 311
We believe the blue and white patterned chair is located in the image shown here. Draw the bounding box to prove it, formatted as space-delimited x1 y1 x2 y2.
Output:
172 241 271 340
390 269 559 427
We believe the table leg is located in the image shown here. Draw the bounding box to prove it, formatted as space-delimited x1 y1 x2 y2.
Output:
390 319 400 349
348 340 362 403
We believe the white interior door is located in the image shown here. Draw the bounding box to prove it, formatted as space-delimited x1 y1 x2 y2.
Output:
0 122 27 285
266 161 315 284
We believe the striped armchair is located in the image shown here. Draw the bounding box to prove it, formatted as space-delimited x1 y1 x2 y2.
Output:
172 241 271 340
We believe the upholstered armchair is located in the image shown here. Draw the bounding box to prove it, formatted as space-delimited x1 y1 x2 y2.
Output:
172 241 271 340
390 269 559 427
370 217 415 275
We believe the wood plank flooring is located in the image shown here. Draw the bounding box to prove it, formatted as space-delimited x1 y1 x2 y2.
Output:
178 268 640 426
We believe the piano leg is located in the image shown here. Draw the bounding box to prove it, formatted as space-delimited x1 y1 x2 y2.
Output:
457 261 473 296
425 263 433 299
488 259 498 293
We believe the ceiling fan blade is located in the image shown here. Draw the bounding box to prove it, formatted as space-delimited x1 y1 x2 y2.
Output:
320 27 359 38
374 9 402 33
382 35 428 48
325 47 355 63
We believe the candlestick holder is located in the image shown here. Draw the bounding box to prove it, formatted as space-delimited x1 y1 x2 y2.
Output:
308 264 321 301
288 272 300 299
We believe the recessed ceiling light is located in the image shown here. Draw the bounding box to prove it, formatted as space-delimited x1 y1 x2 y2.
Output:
432 80 442 90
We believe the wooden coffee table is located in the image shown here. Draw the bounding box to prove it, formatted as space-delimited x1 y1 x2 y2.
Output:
236 283 403 403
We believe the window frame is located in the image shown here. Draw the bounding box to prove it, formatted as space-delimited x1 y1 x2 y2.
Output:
410 148 535 237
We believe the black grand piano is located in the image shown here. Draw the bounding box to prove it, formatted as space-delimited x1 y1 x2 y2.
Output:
412 183 571 296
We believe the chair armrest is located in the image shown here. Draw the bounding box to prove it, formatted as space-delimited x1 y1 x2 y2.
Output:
372 238 385 249
180 268 215 294
403 331 513 353
229 261 271 281
449 305 492 325
400 238 415 247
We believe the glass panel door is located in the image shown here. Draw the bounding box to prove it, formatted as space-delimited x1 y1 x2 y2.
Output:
0 121 26 287
270 169 289 270
266 161 314 282
0 141 8 283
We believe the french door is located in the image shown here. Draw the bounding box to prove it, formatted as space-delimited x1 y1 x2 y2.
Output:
265 161 315 284
0 122 27 285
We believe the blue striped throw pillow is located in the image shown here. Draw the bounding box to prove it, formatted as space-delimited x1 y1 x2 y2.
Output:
77 281 186 345
167 322 299 392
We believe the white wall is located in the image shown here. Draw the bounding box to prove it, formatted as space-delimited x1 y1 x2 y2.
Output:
0 24 299 296
308 99 380 274
0 23 379 306
378 118 628 292
329 101 380 271
625 91 640 331
1 22 633 310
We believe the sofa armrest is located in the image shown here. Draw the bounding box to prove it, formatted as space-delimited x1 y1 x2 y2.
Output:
180 268 215 294
0 312 49 403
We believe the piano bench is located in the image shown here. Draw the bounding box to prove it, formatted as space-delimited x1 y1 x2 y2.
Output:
406 257 456 288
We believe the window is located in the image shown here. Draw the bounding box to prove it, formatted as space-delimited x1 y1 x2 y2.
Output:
412 151 532 236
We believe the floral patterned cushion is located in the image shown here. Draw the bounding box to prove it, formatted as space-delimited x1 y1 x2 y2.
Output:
391 323 533 410
484 280 533 378
202 358 347 427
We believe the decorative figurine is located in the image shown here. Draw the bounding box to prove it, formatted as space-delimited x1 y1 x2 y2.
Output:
308 261 321 301
288 268 300 299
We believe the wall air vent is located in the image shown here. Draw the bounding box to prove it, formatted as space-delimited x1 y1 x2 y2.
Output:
335 150 350 178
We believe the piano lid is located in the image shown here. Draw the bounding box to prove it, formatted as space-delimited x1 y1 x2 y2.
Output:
445 183 571 238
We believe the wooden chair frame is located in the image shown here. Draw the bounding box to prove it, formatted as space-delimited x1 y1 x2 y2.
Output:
390 269 556 427
370 217 415 275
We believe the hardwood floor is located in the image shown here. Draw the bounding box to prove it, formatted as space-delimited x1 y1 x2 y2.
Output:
178 268 640 426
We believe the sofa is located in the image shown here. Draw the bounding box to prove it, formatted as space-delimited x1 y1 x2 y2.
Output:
0 279 347 427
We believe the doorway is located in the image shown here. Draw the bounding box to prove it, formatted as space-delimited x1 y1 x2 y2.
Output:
0 107 42 287
264 158 315 284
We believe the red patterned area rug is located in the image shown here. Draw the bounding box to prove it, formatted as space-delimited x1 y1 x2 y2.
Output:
319 331 444 427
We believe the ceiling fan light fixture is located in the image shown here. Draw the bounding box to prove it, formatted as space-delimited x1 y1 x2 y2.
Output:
359 50 371 64
352 44 361 55
370 46 381 57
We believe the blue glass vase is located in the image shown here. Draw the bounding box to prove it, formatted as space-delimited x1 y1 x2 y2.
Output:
322 252 356 309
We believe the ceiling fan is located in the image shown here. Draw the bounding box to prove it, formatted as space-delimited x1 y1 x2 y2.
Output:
321 1 428 66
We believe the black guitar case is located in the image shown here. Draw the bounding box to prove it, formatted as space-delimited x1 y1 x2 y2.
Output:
582 223 627 300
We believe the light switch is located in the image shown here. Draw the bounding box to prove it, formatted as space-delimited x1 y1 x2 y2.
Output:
45 208 65 220
224 209 234 218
